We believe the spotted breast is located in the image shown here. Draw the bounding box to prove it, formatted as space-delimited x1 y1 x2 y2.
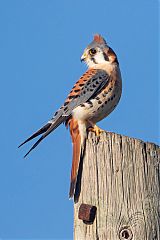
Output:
72 63 122 125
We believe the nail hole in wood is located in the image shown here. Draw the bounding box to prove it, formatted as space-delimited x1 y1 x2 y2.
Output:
119 227 133 240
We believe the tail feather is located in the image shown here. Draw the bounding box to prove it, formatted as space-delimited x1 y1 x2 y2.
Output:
23 136 44 158
19 116 68 158
18 122 52 148
69 133 81 198
68 118 85 199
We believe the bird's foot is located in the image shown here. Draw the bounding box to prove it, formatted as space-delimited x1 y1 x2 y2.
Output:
88 125 104 137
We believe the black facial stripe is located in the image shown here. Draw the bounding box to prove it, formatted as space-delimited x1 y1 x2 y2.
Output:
91 57 97 64
103 52 109 61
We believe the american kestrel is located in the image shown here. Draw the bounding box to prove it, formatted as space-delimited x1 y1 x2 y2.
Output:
19 34 122 199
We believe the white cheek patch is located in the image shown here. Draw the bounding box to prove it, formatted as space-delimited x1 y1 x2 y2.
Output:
85 51 106 67
94 52 106 64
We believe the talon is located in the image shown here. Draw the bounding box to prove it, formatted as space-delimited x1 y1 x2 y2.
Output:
88 125 104 136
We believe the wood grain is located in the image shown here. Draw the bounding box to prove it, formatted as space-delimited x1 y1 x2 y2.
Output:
74 132 160 240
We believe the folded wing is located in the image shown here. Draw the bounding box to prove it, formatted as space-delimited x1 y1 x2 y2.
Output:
19 68 109 157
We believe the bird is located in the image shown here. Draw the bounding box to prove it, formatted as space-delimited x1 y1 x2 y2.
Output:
19 34 122 199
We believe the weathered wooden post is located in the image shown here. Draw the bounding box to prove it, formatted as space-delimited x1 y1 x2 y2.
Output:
74 132 160 240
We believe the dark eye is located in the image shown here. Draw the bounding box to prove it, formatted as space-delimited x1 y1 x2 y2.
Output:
89 48 97 55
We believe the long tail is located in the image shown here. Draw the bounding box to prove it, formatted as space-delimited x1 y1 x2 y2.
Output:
67 118 86 199
19 116 67 158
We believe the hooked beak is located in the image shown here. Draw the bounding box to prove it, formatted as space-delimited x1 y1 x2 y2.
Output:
81 52 87 62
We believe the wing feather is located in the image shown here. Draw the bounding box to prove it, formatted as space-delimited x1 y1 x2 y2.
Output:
62 69 109 116
19 68 109 157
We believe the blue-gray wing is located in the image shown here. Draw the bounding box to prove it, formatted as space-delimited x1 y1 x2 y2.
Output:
61 69 109 116
19 69 109 157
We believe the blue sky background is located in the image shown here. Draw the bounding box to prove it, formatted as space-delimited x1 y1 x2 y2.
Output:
0 0 159 239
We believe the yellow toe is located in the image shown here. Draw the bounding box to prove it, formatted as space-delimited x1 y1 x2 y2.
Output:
88 125 104 137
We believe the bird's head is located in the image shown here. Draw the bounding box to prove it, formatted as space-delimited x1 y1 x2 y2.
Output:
81 34 118 67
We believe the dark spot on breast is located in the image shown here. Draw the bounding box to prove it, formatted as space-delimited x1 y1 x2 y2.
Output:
105 100 108 104
111 95 116 101
90 89 94 92
108 98 110 101
109 87 112 92
95 96 100 100
98 100 102 104
98 104 104 111
92 84 96 88
80 104 85 107
96 80 99 84
103 93 107 97
83 90 86 94
87 100 93 107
